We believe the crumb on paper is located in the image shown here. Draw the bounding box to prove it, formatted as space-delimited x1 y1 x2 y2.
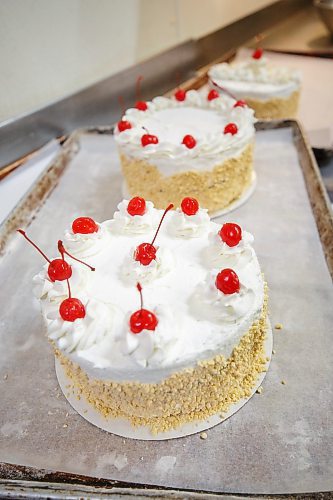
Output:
265 356 270 362
3 374 8 380
83 410 88 414
65 412 69 418
272 349 276 355
281 380 286 385
275 323 283 330
140 456 144 461
256 386 263 394
62 424 68 428
200 432 208 440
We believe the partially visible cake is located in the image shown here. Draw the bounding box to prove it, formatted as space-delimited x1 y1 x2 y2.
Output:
208 49 301 120
114 89 256 214
20 197 269 435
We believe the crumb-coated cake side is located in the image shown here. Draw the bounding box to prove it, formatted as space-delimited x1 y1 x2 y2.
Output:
20 197 269 434
208 48 301 120
114 90 256 213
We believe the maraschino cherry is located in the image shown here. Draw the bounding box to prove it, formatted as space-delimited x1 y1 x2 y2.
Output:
219 223 242 247
207 89 219 101
129 283 158 334
181 197 199 216
118 120 132 132
234 100 247 108
182 134 196 149
252 48 263 60
72 217 99 234
174 88 186 101
135 75 148 111
224 123 238 135
127 196 146 216
134 203 174 266
141 133 158 147
215 268 240 295
18 229 72 282
117 95 132 132
59 273 85 322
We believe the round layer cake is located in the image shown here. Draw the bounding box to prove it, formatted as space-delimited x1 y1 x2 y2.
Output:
114 89 256 214
208 49 301 120
25 198 268 434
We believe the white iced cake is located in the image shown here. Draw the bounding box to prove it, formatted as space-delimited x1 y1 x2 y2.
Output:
20 197 268 434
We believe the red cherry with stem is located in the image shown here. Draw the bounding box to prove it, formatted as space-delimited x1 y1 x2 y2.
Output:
134 243 156 266
215 268 240 295
224 123 238 135
72 217 98 234
136 100 148 111
134 203 174 266
59 298 86 322
57 241 95 271
252 48 263 60
17 229 72 282
219 223 242 247
182 135 196 149
234 100 247 108
211 81 237 101
141 134 158 147
207 89 219 101
135 75 147 111
181 197 199 216
175 89 186 101
59 276 85 322
129 283 158 334
48 259 72 282
127 196 146 216
118 120 132 132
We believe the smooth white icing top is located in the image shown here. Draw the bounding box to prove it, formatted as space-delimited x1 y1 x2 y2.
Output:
34 202 264 383
209 56 301 101
114 90 256 175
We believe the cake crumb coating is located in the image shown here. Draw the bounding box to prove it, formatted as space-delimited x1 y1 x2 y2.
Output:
245 90 300 120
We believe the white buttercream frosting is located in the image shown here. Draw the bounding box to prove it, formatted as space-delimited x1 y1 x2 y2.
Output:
34 203 265 383
110 199 156 235
209 56 301 101
114 89 256 175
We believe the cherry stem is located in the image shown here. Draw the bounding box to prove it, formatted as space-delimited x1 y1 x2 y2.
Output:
136 282 143 313
211 80 237 101
118 95 126 116
58 241 95 271
66 276 72 299
17 229 51 263
151 203 174 246
58 243 72 299
175 70 182 89
136 75 143 100
142 126 149 134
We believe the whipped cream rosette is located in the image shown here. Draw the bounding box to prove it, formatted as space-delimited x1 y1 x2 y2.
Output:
20 197 268 434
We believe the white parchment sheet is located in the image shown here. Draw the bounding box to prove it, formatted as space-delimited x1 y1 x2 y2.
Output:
0 127 332 494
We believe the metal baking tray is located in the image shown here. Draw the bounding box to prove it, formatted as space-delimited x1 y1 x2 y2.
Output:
0 118 333 497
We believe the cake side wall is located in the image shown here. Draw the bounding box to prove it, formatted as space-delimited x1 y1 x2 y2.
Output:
119 143 254 214
246 90 300 120
55 286 268 434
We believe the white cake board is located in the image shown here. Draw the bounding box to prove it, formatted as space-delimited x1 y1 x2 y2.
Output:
55 320 272 441
121 172 257 220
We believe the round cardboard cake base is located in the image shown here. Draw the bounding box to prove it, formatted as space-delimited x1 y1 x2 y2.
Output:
121 172 257 220
55 320 272 441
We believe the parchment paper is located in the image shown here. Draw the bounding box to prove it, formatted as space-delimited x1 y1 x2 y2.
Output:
1 128 333 494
